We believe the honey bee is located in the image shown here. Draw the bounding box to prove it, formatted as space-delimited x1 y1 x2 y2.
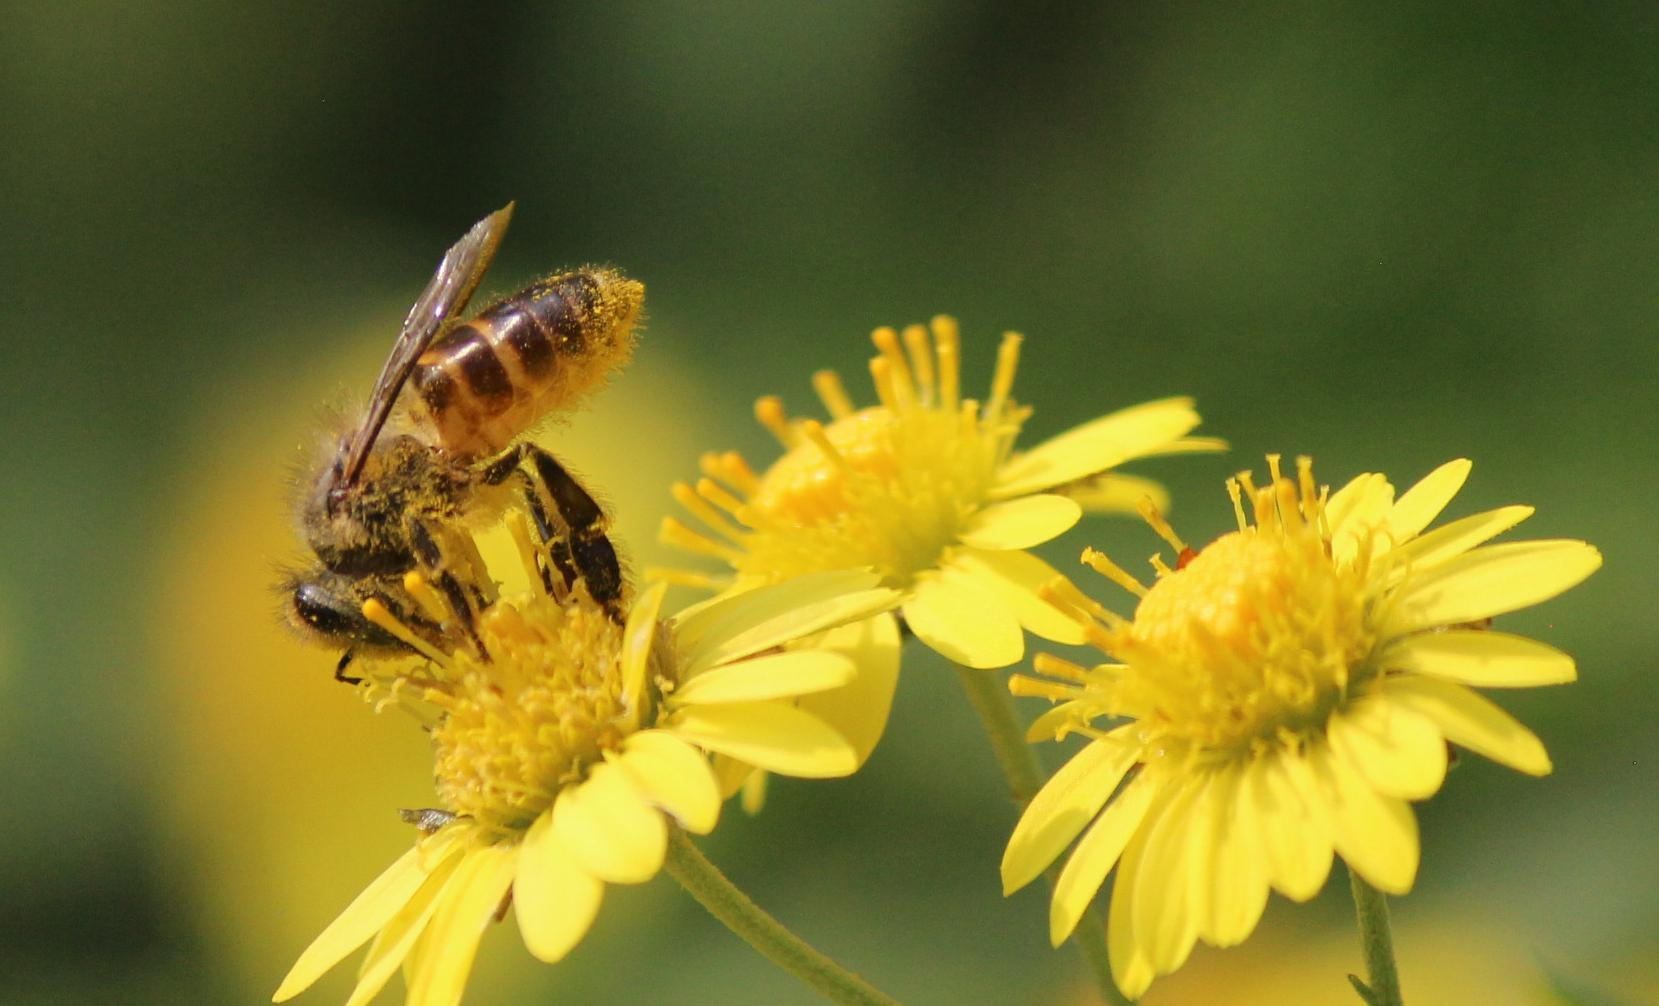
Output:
284 203 643 679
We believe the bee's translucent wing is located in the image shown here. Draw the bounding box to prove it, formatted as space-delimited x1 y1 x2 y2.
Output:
339 202 515 485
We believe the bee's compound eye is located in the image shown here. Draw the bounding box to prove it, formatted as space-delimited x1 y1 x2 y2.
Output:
288 581 401 650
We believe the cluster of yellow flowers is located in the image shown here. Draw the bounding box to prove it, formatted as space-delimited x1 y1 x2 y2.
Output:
276 318 1598 1005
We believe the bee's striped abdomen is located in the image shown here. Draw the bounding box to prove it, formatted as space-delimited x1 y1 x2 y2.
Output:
410 267 643 457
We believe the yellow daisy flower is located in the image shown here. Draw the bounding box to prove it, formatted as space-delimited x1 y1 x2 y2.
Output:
273 535 898 1006
1001 455 1601 1000
658 316 1220 673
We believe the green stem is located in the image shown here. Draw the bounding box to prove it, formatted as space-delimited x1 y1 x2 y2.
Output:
664 828 902 1006
953 664 1129 1006
1346 866 1404 1006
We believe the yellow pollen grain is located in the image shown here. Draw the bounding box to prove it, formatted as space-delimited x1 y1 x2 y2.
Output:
811 369 855 419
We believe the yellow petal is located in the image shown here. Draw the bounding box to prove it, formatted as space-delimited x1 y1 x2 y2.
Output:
1326 695 1447 800
514 810 604 963
991 397 1202 499
795 614 902 767
1387 505 1534 573
690 586 901 673
403 843 517 1006
1058 472 1170 517
711 752 753 800
341 850 468 1006
1131 776 1204 973
947 547 1087 645
1384 675 1553 776
1312 742 1418 895
1325 472 1394 552
672 570 882 660
616 730 722 834
1050 773 1157 945
957 494 1081 550
1201 765 1269 948
901 572 1024 668
551 763 668 884
1380 629 1576 688
620 580 668 715
1246 752 1332 902
669 701 858 778
675 650 855 705
1107 825 1156 1000
1002 731 1138 895
1386 459 1471 541
1025 700 1090 743
1385 539 1602 636
275 838 466 1002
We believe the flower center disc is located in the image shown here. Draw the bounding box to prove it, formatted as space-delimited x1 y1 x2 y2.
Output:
741 406 1000 586
430 594 634 833
1118 526 1373 752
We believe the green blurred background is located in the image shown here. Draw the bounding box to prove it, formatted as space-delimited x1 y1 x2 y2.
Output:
4 4 1655 1004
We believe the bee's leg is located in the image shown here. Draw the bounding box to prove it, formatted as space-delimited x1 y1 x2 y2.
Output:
408 520 488 655
334 650 362 685
489 444 625 621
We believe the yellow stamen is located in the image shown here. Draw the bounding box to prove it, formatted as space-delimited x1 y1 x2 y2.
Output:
1136 498 1188 556
403 570 452 625
1009 674 1083 701
702 450 761 496
1033 652 1092 683
695 477 750 520
1081 547 1149 599
871 326 916 406
361 598 450 666
811 369 855 419
799 419 850 470
868 356 904 411
901 323 935 405
1044 574 1128 623
1149 553 1175 577
659 516 743 562
672 481 745 542
754 396 793 446
508 511 545 591
1276 477 1305 531
933 314 960 410
1227 476 1248 532
1296 455 1318 514
984 332 1022 421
